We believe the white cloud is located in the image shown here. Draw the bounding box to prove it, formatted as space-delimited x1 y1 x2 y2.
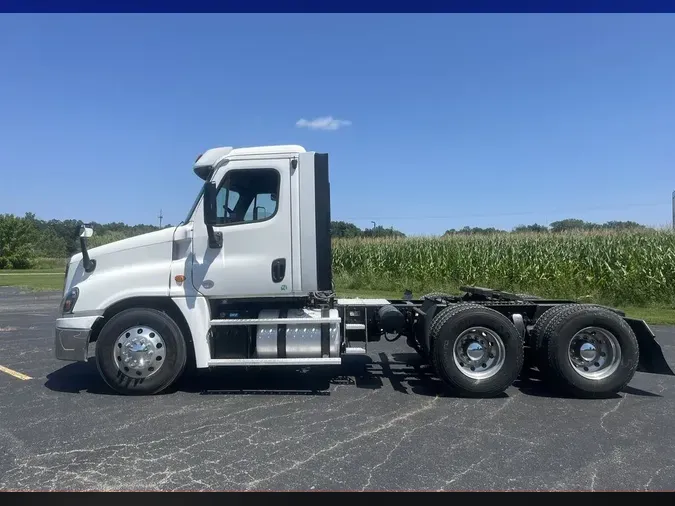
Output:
295 116 352 131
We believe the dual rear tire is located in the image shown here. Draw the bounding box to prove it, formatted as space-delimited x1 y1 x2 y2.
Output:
428 302 639 398
530 304 639 398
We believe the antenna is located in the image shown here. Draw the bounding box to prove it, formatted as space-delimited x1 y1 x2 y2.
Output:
672 191 675 231
158 209 163 228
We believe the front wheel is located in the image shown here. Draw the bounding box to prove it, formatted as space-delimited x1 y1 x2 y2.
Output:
95 307 188 395
430 304 524 397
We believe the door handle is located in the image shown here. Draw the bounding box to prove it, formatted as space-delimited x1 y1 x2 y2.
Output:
271 258 286 283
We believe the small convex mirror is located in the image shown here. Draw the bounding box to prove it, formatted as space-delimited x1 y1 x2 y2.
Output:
79 224 94 238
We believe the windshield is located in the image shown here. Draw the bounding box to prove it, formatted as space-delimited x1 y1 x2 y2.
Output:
181 184 204 225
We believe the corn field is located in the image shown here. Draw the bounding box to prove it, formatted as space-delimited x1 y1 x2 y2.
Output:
332 229 675 306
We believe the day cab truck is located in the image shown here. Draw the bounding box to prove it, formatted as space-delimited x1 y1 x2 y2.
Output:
55 144 674 398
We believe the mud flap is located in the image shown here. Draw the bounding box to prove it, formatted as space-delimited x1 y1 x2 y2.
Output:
624 317 675 376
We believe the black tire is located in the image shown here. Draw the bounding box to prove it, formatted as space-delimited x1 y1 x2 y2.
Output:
414 293 456 360
531 303 608 374
528 304 577 369
539 305 639 398
429 303 524 397
422 292 454 301
95 307 188 395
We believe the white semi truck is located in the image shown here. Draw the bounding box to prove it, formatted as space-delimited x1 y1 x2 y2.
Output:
54 144 674 397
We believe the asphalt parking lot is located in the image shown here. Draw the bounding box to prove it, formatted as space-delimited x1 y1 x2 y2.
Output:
1 287 675 491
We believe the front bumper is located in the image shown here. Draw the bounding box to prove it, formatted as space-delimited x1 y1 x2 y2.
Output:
54 315 102 362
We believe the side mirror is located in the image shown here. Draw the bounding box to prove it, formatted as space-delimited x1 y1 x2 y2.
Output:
253 206 267 220
79 224 94 238
203 182 218 226
78 223 96 273
202 182 223 248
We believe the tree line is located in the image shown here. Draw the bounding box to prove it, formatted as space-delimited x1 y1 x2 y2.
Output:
0 213 172 269
0 212 652 269
332 218 648 238
442 219 647 236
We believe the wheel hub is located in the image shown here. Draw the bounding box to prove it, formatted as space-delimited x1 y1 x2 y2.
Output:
452 327 505 380
578 342 597 362
466 341 485 361
113 326 166 379
568 327 621 381
122 338 154 367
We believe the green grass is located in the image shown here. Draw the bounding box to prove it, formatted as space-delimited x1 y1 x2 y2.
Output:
1 268 65 274
32 257 69 270
0 271 65 291
618 306 675 325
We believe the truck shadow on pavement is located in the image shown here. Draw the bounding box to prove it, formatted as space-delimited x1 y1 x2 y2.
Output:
43 352 661 399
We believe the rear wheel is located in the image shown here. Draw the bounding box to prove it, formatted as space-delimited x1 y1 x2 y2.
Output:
527 304 576 370
539 305 639 398
430 304 524 397
95 307 187 395
408 293 456 359
531 304 610 373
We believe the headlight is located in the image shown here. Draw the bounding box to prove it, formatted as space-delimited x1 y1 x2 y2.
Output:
62 287 79 313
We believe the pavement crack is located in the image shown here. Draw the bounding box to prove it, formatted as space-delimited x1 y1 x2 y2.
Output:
439 457 488 490
589 468 597 491
599 396 626 434
243 396 441 490
361 414 450 491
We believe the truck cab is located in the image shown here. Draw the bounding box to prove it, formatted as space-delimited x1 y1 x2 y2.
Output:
54 144 673 398
56 145 344 394
188 145 333 300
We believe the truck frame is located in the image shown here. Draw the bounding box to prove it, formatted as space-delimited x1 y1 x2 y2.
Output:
54 145 674 398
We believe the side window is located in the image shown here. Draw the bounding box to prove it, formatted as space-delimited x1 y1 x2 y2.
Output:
216 185 239 223
215 168 279 225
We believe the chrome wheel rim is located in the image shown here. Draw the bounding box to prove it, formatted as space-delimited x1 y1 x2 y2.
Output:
567 326 621 380
452 326 506 380
113 326 166 379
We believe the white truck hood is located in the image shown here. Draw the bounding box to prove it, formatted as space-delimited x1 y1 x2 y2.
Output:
70 226 177 263
64 226 181 309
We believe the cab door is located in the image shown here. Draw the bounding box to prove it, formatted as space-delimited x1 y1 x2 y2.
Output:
191 157 293 298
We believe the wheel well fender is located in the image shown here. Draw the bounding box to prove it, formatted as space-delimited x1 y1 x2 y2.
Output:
624 317 675 376
89 297 195 368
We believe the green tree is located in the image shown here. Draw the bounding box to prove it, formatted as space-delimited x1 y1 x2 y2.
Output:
601 220 645 231
330 221 363 238
89 231 131 248
362 225 405 238
444 226 506 236
513 223 549 233
0 214 37 269
34 227 68 259
549 218 589 233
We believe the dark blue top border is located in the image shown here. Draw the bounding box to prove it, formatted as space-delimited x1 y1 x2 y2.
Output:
2 0 675 12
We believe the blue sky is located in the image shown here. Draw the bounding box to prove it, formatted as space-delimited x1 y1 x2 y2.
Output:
1 14 674 235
